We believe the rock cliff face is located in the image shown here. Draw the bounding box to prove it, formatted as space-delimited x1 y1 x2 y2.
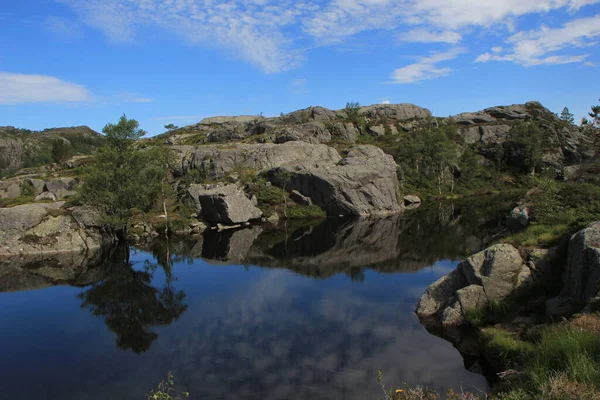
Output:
452 102 594 166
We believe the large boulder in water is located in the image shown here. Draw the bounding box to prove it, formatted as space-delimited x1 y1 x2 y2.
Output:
417 244 531 326
193 184 263 225
266 145 402 217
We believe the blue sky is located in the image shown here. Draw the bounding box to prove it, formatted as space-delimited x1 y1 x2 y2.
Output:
1 0 599 136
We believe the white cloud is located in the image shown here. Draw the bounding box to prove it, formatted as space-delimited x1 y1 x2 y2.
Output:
0 72 92 104
476 14 600 65
58 0 600 73
380 100 391 104
491 46 503 53
399 28 462 44
59 0 310 73
389 48 465 84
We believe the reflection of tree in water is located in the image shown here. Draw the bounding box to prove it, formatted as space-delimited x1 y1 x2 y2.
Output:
78 246 187 354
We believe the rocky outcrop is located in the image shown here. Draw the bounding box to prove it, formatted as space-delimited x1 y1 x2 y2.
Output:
359 103 432 122
416 244 532 326
547 221 600 316
173 141 341 180
190 184 263 225
453 102 595 167
0 176 79 200
267 145 402 216
0 125 102 171
0 202 115 256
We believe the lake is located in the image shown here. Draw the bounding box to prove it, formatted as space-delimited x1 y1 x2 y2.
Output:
0 197 516 400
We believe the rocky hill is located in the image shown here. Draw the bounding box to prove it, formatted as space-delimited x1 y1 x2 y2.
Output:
0 125 104 173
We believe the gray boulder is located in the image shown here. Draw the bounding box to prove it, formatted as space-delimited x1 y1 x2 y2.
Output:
331 122 359 143
267 145 402 216
459 244 526 301
44 178 78 199
417 244 530 326
416 268 468 318
196 184 263 225
0 202 114 256
35 192 57 201
28 179 46 195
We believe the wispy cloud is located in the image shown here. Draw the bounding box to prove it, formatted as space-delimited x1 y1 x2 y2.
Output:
476 14 600 65
389 48 466 84
380 100 391 104
0 72 92 104
58 0 600 75
398 29 462 44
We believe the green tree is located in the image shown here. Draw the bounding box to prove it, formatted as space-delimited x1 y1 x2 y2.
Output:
344 101 362 125
51 139 73 163
502 122 543 175
560 107 575 124
589 98 600 128
164 124 179 131
79 115 173 235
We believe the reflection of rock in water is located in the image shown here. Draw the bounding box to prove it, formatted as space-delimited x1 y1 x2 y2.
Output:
142 195 517 279
0 249 106 292
201 227 263 263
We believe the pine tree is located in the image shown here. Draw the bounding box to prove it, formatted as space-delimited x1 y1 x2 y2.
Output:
560 107 575 124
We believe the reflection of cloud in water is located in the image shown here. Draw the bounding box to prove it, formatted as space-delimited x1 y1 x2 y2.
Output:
126 267 487 400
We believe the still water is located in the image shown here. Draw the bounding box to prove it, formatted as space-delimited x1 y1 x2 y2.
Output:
0 199 515 399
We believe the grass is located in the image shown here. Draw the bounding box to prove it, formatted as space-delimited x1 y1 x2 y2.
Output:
481 328 535 370
503 223 571 247
528 323 600 391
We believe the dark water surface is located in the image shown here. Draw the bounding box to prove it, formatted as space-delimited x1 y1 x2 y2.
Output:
0 198 517 400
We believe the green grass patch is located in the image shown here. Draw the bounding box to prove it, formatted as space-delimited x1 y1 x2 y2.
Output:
481 328 535 370
528 324 600 390
503 223 571 247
